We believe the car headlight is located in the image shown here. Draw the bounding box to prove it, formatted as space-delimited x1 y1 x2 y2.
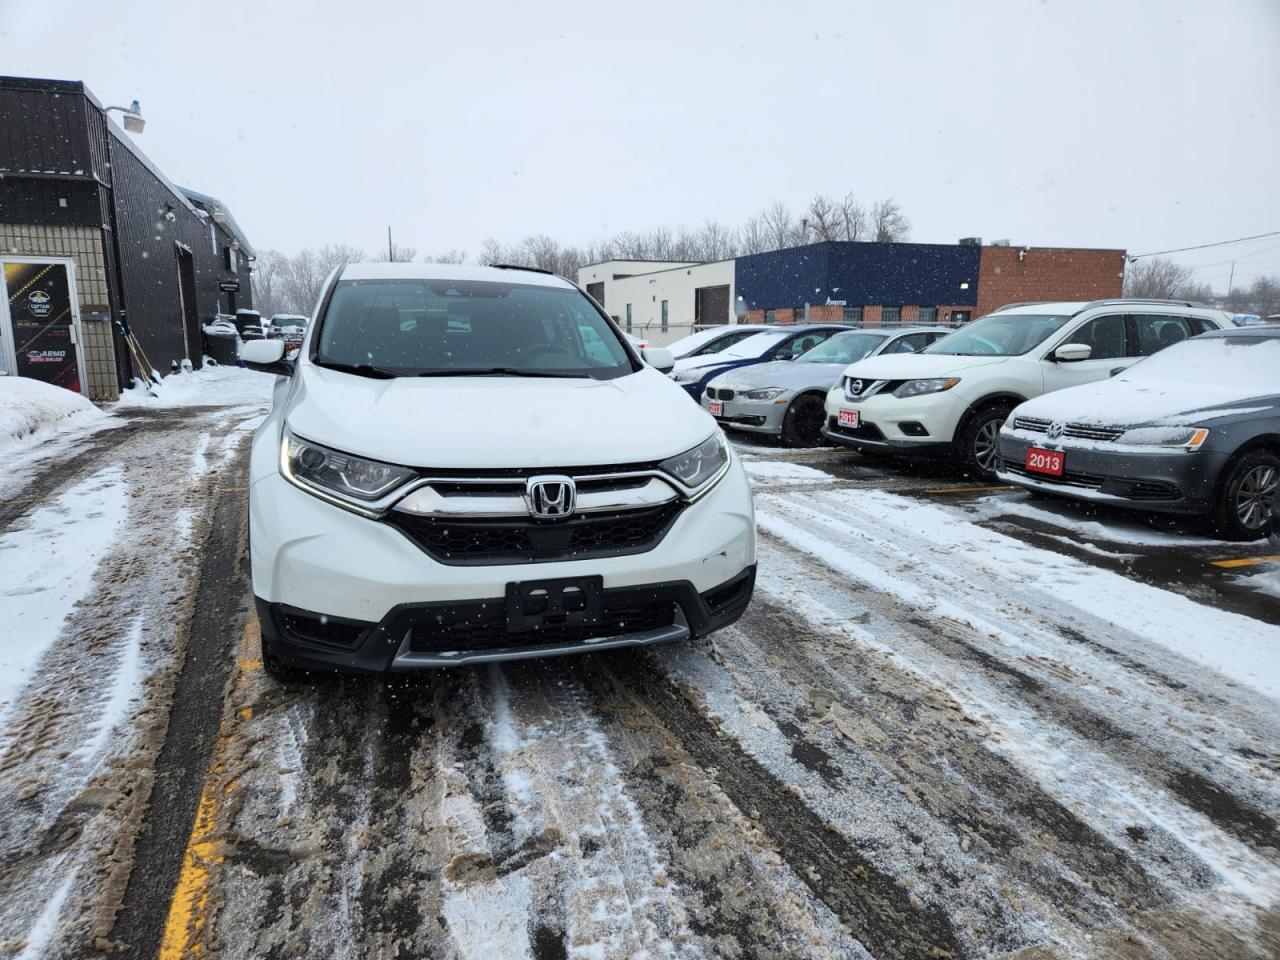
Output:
280 429 417 512
1117 426 1210 450
660 432 730 495
893 378 960 398
741 387 786 401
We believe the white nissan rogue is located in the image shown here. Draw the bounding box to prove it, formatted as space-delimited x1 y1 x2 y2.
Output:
822 299 1233 478
241 263 756 678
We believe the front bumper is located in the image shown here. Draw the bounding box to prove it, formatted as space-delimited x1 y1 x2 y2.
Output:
821 385 965 454
995 429 1225 515
249 455 756 670
257 567 755 673
701 393 789 435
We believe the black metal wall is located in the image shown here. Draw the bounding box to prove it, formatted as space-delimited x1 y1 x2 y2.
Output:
0 78 95 178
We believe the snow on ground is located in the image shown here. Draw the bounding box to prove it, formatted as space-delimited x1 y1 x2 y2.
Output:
741 458 832 485
973 493 1230 548
0 465 127 724
761 487 1280 701
0 375 106 454
114 360 276 408
1239 565 1280 599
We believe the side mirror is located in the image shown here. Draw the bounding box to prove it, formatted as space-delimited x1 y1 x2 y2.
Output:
241 338 293 376
775 349 795 361
1053 343 1092 363
642 347 675 374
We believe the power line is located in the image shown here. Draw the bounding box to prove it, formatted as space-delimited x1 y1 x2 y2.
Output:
1128 230 1280 260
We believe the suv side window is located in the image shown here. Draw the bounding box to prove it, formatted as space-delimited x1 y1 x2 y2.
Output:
1133 314 1195 356
785 331 830 356
1069 314 1127 360
883 332 931 354
1188 316 1218 335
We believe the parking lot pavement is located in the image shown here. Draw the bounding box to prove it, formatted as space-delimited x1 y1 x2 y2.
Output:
3 428 1278 959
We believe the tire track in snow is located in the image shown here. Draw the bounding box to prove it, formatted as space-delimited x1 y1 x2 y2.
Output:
755 491 1280 852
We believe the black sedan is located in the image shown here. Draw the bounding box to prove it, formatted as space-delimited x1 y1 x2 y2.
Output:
997 327 1280 539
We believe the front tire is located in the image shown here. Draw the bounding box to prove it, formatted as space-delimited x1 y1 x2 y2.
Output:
1212 449 1280 541
781 394 826 448
955 403 1014 480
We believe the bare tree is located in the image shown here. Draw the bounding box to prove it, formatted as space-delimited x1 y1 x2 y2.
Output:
1123 256 1203 299
807 194 842 241
373 242 418 262
838 192 868 240
425 249 467 264
250 248 287 318
871 199 910 242
697 220 737 261
762 201 796 250
739 215 770 255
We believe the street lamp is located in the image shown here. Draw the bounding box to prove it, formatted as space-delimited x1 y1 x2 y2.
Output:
105 99 145 134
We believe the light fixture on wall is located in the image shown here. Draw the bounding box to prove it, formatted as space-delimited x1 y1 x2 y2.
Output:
105 99 145 134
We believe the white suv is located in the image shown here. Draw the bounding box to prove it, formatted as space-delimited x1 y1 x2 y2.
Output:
822 300 1234 477
240 263 756 678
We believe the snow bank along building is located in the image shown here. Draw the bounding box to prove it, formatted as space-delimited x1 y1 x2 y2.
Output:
0 76 255 402
578 240 1126 347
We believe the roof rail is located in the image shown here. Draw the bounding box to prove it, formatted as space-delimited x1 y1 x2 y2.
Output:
995 301 1048 310
488 263 557 276
1079 297 1205 310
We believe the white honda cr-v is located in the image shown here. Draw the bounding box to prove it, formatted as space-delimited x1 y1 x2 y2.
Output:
241 262 756 678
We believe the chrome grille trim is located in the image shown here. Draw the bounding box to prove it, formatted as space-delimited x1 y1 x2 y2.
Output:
393 474 679 518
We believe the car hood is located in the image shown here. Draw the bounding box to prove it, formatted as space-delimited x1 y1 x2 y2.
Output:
284 364 716 468
710 360 846 392
840 352 1008 379
1014 375 1280 427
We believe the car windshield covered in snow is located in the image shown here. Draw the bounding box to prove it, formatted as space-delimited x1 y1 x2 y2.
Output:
721 331 789 358
314 278 634 378
926 313 1071 357
795 332 886 364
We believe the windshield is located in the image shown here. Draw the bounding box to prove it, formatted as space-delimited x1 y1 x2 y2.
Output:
722 331 788 359
1124 335 1280 390
925 313 1071 357
796 332 887 364
315 278 633 378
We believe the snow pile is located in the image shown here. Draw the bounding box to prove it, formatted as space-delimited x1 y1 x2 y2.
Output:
0 376 104 453
114 361 276 409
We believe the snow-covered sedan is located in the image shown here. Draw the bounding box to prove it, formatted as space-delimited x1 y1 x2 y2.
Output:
239 263 756 678
702 326 950 446
998 326 1280 539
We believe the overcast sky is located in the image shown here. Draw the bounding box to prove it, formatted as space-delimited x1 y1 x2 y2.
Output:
2 0 1277 290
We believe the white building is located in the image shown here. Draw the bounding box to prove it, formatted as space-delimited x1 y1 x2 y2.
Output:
578 259 738 346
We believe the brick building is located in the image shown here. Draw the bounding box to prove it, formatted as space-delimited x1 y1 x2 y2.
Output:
580 240 1126 346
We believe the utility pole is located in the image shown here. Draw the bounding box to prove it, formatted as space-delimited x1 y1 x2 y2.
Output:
387 226 394 262
1226 260 1236 302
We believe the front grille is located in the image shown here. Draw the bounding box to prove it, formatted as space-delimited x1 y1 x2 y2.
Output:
826 416 886 442
1001 458 1105 490
409 597 674 653
1011 416 1123 443
386 501 685 565
1120 479 1181 500
706 387 737 401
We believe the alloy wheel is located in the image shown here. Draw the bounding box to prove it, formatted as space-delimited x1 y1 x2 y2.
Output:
974 419 1002 473
1235 464 1279 530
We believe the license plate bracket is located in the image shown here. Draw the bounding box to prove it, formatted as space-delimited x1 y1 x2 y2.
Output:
505 575 605 633
1026 446 1065 477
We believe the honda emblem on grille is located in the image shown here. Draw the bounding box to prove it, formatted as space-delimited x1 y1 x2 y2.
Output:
526 475 576 519
1047 421 1065 440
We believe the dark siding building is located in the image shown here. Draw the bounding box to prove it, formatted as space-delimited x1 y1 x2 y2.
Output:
0 75 254 401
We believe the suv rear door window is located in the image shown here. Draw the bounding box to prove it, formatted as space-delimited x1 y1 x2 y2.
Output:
1133 314 1196 356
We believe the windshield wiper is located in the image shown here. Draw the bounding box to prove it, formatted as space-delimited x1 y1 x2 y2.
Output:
414 367 586 378
314 359 401 379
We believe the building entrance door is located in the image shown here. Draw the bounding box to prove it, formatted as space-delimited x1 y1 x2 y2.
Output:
0 259 86 395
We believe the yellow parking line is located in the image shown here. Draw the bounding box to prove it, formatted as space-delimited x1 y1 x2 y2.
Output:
159 618 259 960
1210 555 1280 569
924 484 1015 495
